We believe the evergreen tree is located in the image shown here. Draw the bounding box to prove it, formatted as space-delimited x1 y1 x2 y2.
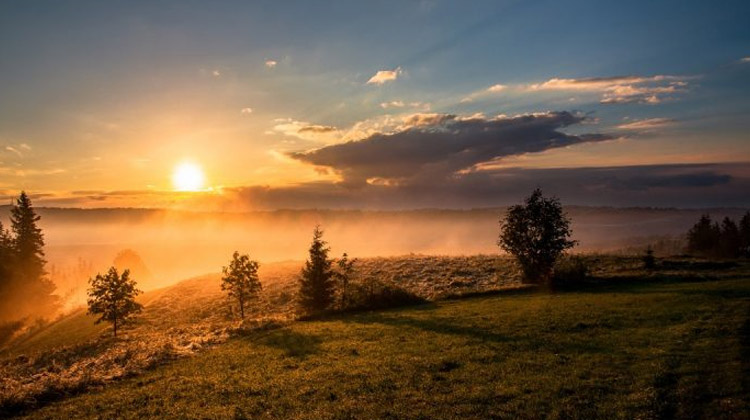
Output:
498 189 576 284
686 214 721 257
740 211 750 258
221 251 262 319
11 192 46 282
7 192 56 317
719 217 741 258
87 267 142 337
0 222 14 299
298 226 335 314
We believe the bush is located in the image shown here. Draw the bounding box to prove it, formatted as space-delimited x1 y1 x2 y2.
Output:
551 256 589 288
344 278 426 311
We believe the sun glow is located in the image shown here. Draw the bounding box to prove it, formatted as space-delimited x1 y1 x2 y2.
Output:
172 162 205 191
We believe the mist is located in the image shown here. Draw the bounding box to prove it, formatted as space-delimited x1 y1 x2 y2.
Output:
1 205 739 311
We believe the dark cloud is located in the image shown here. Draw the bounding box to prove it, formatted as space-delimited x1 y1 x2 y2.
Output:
222 163 750 210
297 125 337 133
290 111 613 184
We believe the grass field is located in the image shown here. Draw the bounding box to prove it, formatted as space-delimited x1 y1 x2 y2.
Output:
17 270 750 419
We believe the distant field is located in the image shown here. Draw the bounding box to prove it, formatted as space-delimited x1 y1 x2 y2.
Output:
17 269 750 419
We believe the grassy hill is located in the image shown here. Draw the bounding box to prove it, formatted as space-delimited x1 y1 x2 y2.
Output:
13 265 750 419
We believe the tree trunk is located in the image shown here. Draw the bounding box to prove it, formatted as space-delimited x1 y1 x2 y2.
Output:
113 316 117 337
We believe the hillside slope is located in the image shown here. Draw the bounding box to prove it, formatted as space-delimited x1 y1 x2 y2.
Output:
20 275 750 419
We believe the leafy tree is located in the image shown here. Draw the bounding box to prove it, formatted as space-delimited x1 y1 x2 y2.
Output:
739 211 750 258
498 189 576 284
221 251 262 319
719 217 741 259
334 252 357 309
298 226 335 314
686 214 721 257
87 267 142 337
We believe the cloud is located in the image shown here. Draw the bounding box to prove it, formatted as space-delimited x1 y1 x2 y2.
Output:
528 75 691 105
461 83 508 102
265 60 277 68
240 107 253 114
272 118 341 143
487 84 507 93
616 118 675 130
367 67 402 85
5 146 22 157
380 101 405 109
380 101 430 110
290 111 613 184
212 70 221 77
212 162 750 210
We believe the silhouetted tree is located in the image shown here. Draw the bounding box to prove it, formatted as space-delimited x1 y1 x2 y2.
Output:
334 252 357 309
643 245 656 270
87 267 142 337
719 217 741 259
221 251 261 319
298 226 335 314
686 214 721 257
6 192 57 317
740 212 750 258
498 189 576 284
0 222 14 300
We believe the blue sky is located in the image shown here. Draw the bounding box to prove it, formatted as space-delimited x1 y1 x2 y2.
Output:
0 0 748 208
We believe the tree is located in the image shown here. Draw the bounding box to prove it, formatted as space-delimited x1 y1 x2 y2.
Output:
298 226 335 314
0 222 14 300
221 251 262 319
11 192 46 282
87 267 142 337
719 217 741 259
7 192 57 318
334 252 357 309
498 189 576 284
739 211 750 258
643 245 656 270
686 214 721 257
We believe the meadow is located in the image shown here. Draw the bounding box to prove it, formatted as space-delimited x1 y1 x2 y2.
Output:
1 255 748 418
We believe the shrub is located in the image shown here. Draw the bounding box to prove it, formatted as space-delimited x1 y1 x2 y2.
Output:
345 278 425 311
551 256 589 288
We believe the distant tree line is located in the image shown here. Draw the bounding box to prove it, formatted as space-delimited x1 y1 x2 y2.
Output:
686 213 750 259
0 192 58 321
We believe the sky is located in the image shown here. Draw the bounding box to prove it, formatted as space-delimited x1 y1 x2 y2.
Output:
0 0 749 209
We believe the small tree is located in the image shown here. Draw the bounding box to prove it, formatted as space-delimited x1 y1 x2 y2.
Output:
334 252 357 309
87 267 142 337
221 251 262 319
498 189 576 284
740 211 750 258
298 226 335 314
643 245 656 270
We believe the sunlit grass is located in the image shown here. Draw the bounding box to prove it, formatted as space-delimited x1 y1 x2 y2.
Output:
19 273 750 419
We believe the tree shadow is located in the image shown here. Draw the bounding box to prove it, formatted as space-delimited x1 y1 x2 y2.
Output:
254 329 322 359
342 311 512 344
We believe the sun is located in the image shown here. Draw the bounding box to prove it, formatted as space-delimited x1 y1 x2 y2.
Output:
172 162 205 191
